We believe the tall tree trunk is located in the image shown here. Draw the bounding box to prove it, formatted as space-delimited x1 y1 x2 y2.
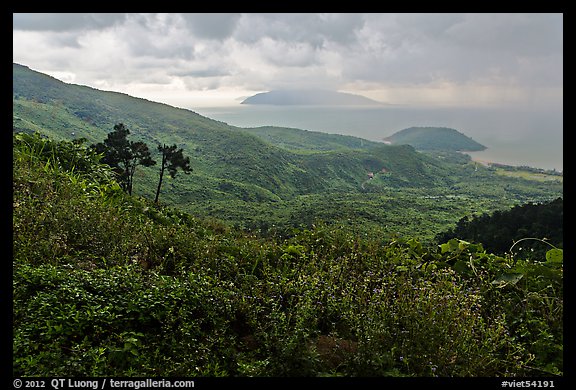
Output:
154 152 167 203
128 164 135 196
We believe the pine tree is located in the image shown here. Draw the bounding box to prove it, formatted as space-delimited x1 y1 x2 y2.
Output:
154 144 192 203
92 123 156 195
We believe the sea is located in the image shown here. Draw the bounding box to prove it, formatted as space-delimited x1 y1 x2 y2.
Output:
192 104 563 172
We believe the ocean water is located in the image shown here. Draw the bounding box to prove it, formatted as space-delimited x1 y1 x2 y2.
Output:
193 104 563 172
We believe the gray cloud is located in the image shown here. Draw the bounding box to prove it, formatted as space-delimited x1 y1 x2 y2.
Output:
118 15 197 60
12 13 563 106
13 13 127 31
444 13 563 56
234 13 364 47
343 13 563 87
179 13 242 39
170 68 231 78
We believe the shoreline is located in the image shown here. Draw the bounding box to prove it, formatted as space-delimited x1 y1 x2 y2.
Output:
459 151 562 174
456 150 492 167
470 157 492 167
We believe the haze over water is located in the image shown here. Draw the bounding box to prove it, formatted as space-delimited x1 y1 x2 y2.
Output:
194 104 563 172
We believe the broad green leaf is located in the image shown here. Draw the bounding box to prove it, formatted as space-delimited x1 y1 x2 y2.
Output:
545 248 563 264
440 239 460 254
491 273 523 287
452 260 470 274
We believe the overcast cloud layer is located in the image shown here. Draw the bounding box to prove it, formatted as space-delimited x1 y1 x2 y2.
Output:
13 13 563 108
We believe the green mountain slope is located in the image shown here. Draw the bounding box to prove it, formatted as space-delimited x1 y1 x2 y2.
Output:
384 126 486 151
238 125 382 152
13 63 562 237
12 63 447 199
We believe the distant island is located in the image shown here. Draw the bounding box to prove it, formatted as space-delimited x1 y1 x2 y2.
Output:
383 127 487 152
240 89 384 106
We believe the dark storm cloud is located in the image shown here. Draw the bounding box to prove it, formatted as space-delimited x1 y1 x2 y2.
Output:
343 13 563 87
13 13 127 31
444 13 563 56
179 13 242 39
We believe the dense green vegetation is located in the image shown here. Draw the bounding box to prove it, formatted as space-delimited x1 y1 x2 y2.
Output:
384 126 487 151
12 63 564 378
13 133 563 377
12 63 562 240
237 125 382 152
436 197 563 258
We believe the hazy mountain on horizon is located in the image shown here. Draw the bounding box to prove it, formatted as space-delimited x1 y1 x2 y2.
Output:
241 89 385 106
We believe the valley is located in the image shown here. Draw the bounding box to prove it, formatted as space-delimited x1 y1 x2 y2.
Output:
12 63 563 240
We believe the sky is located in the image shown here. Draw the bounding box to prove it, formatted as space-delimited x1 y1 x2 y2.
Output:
13 13 563 109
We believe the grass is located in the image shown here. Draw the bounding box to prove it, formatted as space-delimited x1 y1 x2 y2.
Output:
494 168 563 183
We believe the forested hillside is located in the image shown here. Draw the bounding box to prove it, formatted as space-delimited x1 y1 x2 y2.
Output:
384 126 486 151
436 197 563 257
13 64 449 200
12 63 563 239
238 125 382 152
13 133 563 377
